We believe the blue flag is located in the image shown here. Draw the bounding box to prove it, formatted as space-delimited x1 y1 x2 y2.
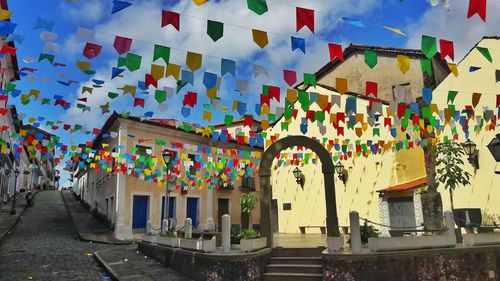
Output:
291 36 306 54
221 58 236 77
112 0 132 14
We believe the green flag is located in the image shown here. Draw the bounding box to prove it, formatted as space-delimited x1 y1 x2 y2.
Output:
41 98 50 105
224 114 234 126
421 35 437 59
303 73 316 87
153 44 170 63
476 47 492 63
298 91 309 111
281 122 289 131
155 90 167 103
125 53 141 71
108 92 119 99
420 58 433 76
364 49 377 68
207 20 224 42
447 90 458 104
247 0 268 15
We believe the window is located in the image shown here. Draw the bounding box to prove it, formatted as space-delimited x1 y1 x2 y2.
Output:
134 145 153 170
187 154 197 176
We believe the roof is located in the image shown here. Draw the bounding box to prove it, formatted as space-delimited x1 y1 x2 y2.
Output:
23 124 56 139
312 44 425 85
91 112 263 150
377 176 427 193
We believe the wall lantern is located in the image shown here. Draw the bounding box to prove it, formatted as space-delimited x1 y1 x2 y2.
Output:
292 167 305 189
334 162 347 185
486 134 500 174
462 139 479 169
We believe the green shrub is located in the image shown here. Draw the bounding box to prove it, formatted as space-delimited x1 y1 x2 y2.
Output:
240 229 260 239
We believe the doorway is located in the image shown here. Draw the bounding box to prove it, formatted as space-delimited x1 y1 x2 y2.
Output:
186 197 199 227
217 198 229 231
132 195 149 232
161 196 176 221
388 197 416 228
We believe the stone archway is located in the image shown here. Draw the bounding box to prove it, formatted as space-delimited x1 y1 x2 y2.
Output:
258 135 340 248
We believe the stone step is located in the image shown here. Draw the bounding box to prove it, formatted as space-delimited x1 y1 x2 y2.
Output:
263 272 322 281
269 256 322 265
271 247 326 257
266 264 322 274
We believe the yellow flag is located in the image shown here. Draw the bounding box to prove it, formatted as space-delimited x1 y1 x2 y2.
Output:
0 9 12 20
318 94 329 111
193 0 208 6
1 144 7 154
186 52 202 72
203 111 212 122
206 87 217 100
20 129 27 137
261 104 270 115
150 64 165 80
76 60 90 72
165 63 181 80
335 77 347 95
286 89 297 103
252 29 268 48
397 55 410 74
232 100 239 111
122 85 136 97
383 26 406 36
28 89 40 98
261 120 270 130
447 63 459 77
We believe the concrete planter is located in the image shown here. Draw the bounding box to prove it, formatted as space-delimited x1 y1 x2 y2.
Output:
240 237 267 253
368 235 455 252
157 236 180 248
327 236 344 253
463 232 500 246
142 234 157 244
180 238 216 252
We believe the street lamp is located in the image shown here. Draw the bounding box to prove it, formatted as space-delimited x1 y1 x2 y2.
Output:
292 167 304 189
10 168 20 215
334 162 347 185
162 150 173 233
462 139 479 169
487 134 500 174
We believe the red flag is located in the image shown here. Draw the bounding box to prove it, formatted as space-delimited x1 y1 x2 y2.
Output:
328 43 344 62
296 7 314 33
439 39 454 61
63 124 71 130
268 86 280 102
0 44 16 56
113 36 132 55
162 10 180 31
92 128 101 135
1 125 9 132
283 70 297 87
78 97 87 102
366 81 378 98
467 0 487 22
0 108 7 115
244 117 253 128
260 94 271 106
83 42 102 59
145 74 158 88
182 92 197 107
496 94 500 108
134 97 145 108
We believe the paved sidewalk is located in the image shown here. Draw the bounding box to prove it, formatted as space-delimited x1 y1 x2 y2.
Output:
61 190 130 245
0 190 38 241
95 245 192 281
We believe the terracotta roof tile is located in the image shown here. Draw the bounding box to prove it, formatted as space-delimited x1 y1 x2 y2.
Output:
377 176 427 193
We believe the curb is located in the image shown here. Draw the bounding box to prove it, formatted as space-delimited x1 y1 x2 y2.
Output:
0 190 41 242
94 249 119 281
60 191 132 245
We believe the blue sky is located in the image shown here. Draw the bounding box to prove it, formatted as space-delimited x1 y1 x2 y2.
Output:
5 0 499 186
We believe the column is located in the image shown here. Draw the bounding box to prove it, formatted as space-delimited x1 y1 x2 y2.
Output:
259 174 273 248
115 122 130 240
206 186 215 231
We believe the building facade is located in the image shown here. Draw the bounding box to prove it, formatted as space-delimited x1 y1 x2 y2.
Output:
73 113 262 240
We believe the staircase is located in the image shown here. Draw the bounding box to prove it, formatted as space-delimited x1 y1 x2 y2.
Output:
263 247 325 281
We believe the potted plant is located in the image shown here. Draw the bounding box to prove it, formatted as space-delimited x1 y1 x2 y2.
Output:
240 192 258 230
180 234 216 252
142 232 158 244
348 221 379 247
157 231 180 247
231 232 242 250
240 229 267 252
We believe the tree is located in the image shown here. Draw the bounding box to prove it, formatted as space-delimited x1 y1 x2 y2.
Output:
240 192 258 229
434 140 472 210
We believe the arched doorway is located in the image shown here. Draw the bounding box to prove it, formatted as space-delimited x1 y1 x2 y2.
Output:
258 135 340 248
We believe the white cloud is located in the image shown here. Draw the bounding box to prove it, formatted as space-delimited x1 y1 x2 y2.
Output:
405 1 500 61
60 0 110 25
59 0 383 130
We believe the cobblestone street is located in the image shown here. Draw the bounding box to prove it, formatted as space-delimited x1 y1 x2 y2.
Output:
0 191 113 281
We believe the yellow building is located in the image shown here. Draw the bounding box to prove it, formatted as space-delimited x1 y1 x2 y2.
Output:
264 44 451 235
74 112 262 240
431 36 499 218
